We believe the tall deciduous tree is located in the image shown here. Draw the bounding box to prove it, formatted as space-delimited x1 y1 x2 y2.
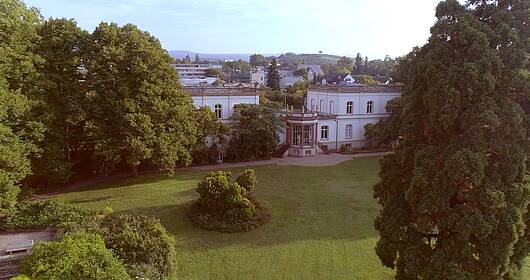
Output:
227 102 283 161
87 23 197 176
266 58 280 91
249 53 266 67
0 0 44 211
374 1 529 279
32 18 90 185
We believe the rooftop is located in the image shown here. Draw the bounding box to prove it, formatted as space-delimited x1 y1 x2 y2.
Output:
308 84 401 93
184 86 261 96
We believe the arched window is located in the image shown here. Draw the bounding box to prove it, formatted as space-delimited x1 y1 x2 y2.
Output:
311 99 315 111
214 104 222 119
321 125 329 139
320 100 325 112
346 101 354 114
329 101 335 114
345 124 353 138
366 101 374 114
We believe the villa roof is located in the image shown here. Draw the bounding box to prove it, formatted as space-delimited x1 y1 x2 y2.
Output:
184 86 261 96
308 84 401 94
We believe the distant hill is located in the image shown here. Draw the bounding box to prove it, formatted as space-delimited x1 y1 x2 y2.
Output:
169 50 277 62
169 50 345 65
270 53 344 65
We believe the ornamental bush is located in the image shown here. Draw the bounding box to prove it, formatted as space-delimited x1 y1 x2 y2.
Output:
236 169 257 192
98 214 176 279
21 233 130 280
196 171 255 220
189 169 268 232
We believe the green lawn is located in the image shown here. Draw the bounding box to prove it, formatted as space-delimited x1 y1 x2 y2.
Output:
56 157 530 280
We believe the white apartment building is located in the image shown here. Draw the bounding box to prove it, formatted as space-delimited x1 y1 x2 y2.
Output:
173 63 222 79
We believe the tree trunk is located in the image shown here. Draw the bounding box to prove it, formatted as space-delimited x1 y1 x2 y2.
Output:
131 164 138 177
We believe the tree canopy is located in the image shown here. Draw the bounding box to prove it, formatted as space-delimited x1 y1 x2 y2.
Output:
227 102 283 161
0 0 44 211
87 23 197 176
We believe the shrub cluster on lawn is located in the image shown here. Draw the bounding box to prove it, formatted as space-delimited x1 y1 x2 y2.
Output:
0 199 93 231
2 199 176 280
21 233 131 280
63 212 177 280
188 169 269 232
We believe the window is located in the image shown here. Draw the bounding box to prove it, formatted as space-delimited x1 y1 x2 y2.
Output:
321 125 329 139
385 101 391 113
303 125 313 146
329 101 335 114
345 124 353 138
214 104 223 119
293 125 302 146
320 100 325 112
346 101 353 114
311 99 315 111
366 101 374 114
305 150 312 155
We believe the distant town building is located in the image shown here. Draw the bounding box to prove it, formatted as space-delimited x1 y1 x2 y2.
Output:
296 64 324 82
173 63 222 79
180 77 218 86
321 74 355 85
250 70 265 86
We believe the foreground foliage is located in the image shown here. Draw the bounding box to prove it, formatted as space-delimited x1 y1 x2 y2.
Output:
0 199 92 231
374 1 530 279
21 233 131 280
96 214 176 279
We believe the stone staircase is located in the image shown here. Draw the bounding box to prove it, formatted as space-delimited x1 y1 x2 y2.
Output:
0 254 26 280
272 144 289 158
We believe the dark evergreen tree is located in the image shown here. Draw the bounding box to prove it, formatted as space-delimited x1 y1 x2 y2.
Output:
266 58 280 91
467 1 530 276
354 53 363 74
194 53 200 63
374 1 529 279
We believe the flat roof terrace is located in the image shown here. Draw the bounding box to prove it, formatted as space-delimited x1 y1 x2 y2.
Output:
308 84 401 93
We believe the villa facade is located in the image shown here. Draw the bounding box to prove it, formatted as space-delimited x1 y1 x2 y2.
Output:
185 84 400 159
186 86 261 125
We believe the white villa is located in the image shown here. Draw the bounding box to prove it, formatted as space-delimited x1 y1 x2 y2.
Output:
284 85 400 157
185 84 401 159
186 86 260 125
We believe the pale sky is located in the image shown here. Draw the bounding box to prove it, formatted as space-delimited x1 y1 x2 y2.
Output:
25 0 449 59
